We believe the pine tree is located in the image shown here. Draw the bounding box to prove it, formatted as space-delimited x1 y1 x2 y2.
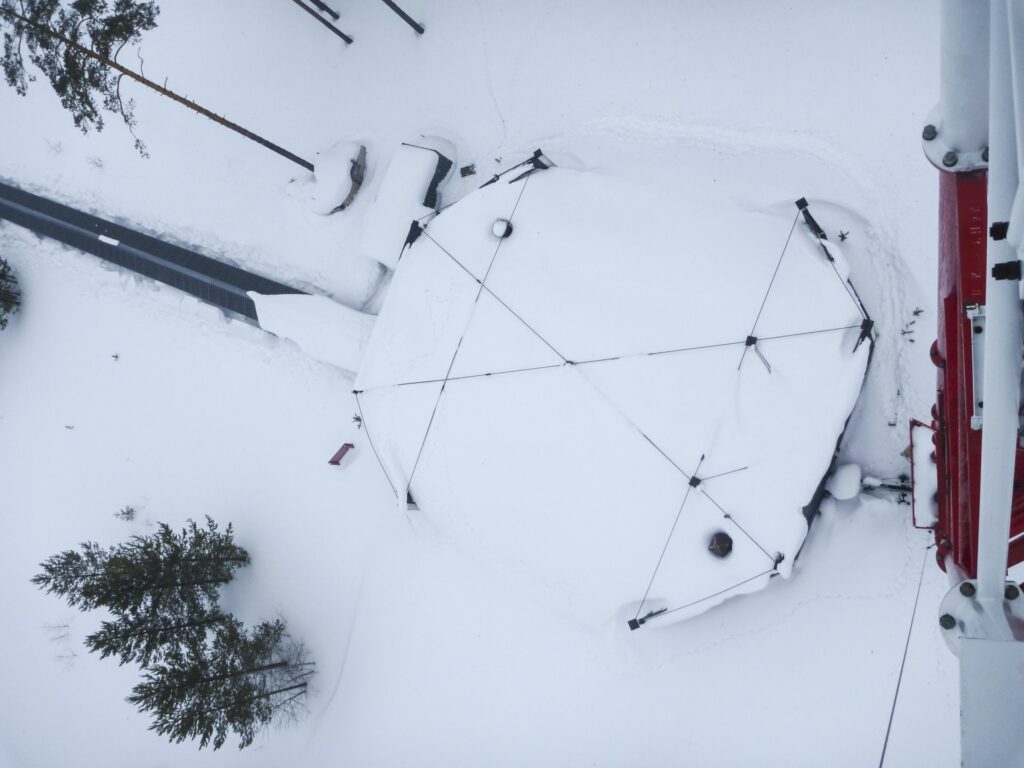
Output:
0 1 313 168
0 256 20 330
33 517 249 629
129 617 315 750
1 0 159 154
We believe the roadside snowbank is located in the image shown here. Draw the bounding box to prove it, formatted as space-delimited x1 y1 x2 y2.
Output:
249 292 373 373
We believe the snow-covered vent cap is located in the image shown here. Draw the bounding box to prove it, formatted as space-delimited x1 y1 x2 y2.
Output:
492 219 513 238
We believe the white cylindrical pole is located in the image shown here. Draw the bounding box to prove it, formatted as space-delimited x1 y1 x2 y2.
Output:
976 0 1023 602
940 0 991 154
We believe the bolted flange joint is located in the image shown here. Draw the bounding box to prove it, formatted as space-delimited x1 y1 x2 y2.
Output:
942 151 959 168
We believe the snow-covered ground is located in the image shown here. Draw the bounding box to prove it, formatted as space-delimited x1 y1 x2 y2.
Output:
0 2 958 766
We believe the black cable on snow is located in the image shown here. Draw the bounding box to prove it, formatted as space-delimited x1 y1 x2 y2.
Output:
403 345 458 490
700 489 776 564
636 430 692 480
420 228 569 365
388 363 565 389
795 198 869 323
634 455 705 621
353 391 398 497
753 344 773 373
404 176 534 490
826 256 869 321
642 567 778 624
758 324 862 343
700 465 749 482
748 210 802 337
358 320 858 392
877 544 934 768
738 209 802 371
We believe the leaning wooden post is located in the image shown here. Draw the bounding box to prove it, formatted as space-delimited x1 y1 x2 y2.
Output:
291 0 354 44
379 0 424 35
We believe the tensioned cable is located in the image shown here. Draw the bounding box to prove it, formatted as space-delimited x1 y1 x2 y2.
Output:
389 362 564 388
758 324 861 343
637 431 692 479
404 175 534 489
738 209 802 371
353 391 398 497
416 198 459 224
700 488 776 563
356 323 860 393
560 355 696 483
420 228 568 363
634 455 705 620
366 190 864 559
815 236 870 321
700 465 749 482
752 344 773 373
644 567 778 623
878 543 934 768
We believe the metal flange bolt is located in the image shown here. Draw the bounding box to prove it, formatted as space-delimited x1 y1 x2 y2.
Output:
942 151 959 168
1006 584 1021 600
923 124 938 141
940 613 957 630
983 146 989 162
960 581 977 597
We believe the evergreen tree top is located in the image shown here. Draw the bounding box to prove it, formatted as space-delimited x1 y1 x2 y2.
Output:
1 0 159 151
32 516 250 615
129 618 314 750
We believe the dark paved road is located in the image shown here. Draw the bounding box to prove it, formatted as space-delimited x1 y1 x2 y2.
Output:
0 179 304 321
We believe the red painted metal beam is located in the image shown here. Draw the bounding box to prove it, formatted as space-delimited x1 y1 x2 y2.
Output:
931 168 1024 576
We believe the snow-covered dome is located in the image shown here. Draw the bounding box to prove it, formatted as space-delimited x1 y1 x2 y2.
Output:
354 161 870 628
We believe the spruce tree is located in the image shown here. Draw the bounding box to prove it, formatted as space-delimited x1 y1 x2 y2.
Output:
33 517 249 617
129 618 315 750
85 605 229 667
0 256 19 329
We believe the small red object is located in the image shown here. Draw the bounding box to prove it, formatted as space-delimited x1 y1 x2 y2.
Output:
328 443 354 465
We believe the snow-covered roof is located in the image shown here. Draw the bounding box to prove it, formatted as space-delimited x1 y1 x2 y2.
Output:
360 143 452 270
354 163 870 627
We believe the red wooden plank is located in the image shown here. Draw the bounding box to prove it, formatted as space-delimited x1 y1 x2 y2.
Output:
329 442 354 465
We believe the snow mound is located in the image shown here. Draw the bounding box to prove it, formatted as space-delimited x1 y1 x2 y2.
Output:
360 143 453 270
827 463 863 500
249 292 374 373
911 422 939 527
292 140 365 215
354 164 871 627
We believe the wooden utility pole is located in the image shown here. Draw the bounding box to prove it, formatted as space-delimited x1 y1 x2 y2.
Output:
1 7 315 171
290 0 353 44
379 0 425 35
307 0 340 20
